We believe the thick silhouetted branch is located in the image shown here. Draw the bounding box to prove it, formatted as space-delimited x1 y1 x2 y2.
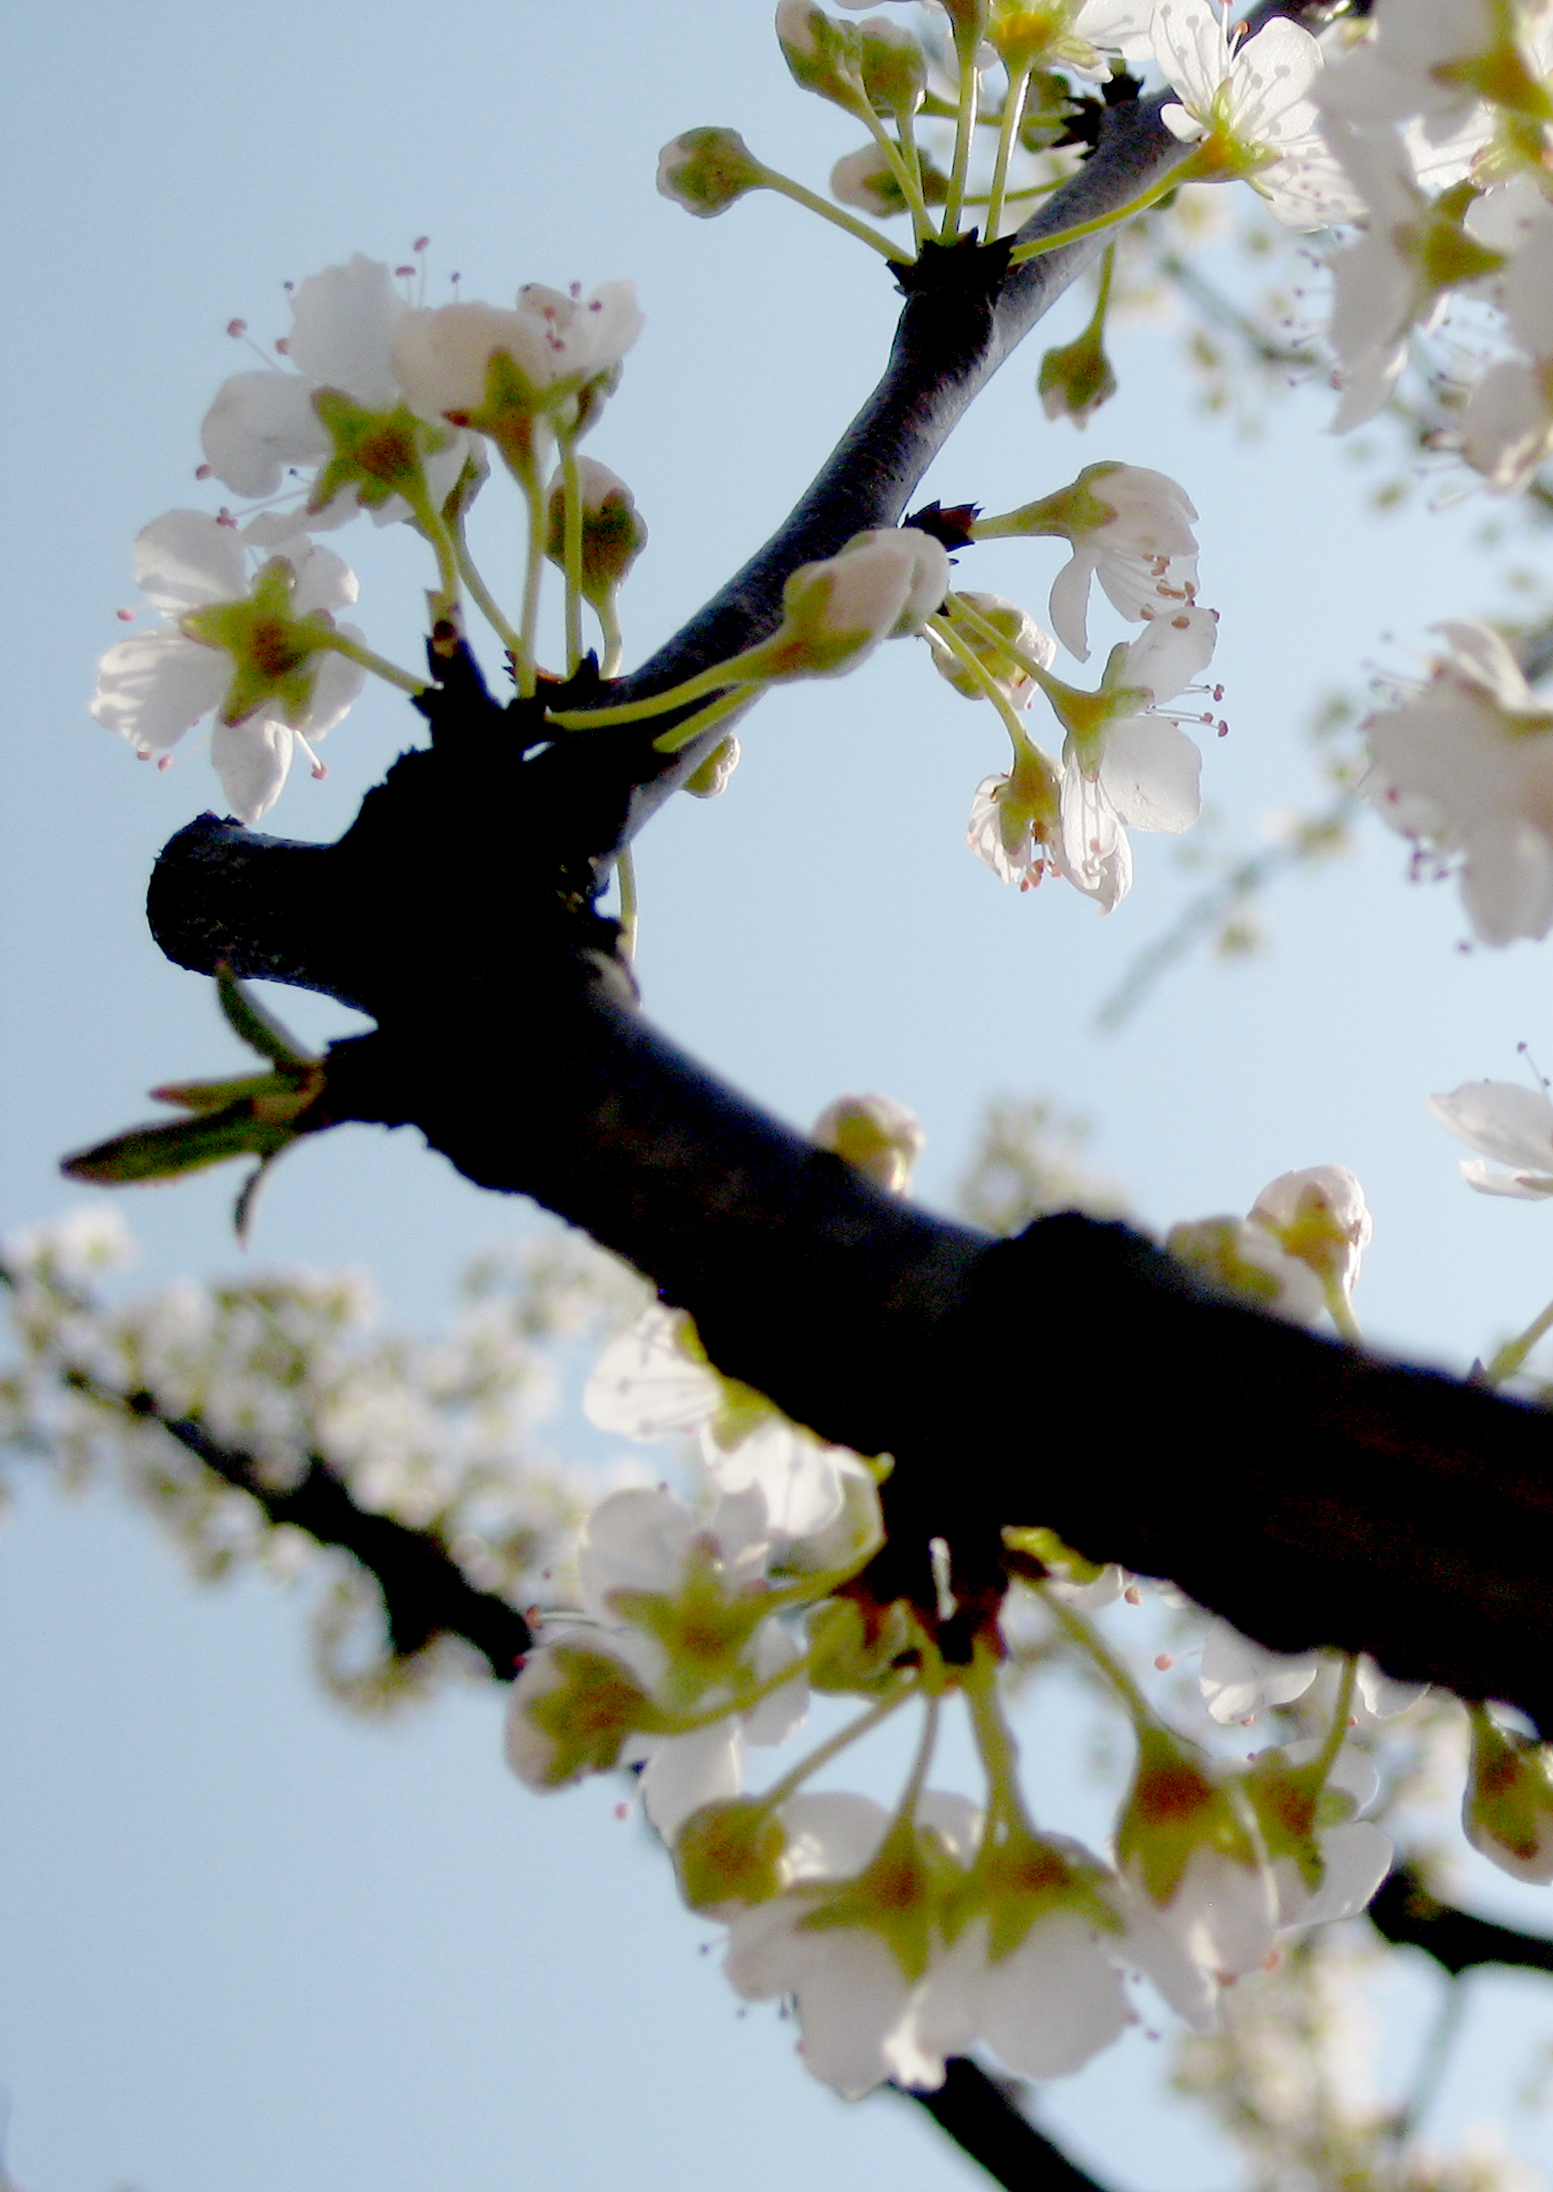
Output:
1370 1868 1553 1979
902 2062 1113 2191
111 1384 532 1673
136 0 1553 1714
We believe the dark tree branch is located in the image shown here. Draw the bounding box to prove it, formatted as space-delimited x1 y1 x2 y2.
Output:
902 2061 1114 2191
112 1385 532 1674
1370 1867 1553 1980
131 0 1553 1715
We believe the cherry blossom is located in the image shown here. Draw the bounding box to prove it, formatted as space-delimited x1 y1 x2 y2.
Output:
1151 0 1362 228
1461 209 1553 492
1426 1078 1553 1196
91 511 366 826
1248 1165 1373 1303
1199 1621 1321 1725
1318 0 1553 144
1366 620 1553 945
201 255 471 536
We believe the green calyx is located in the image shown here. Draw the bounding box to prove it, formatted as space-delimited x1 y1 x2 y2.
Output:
524 1642 654 1785
973 462 1123 543
806 1594 915 1694
972 1826 1120 1963
1117 1727 1259 1906
797 1812 941 1982
1465 1707 1553 1868
310 390 446 514
608 1540 772 1711
181 557 339 730
675 1799 788 1913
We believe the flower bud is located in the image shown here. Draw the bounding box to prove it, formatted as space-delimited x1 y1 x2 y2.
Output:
1464 1709 1553 1883
931 591 1053 706
1165 1216 1325 1327
503 1638 652 1790
545 458 648 606
1038 322 1118 428
831 145 948 218
751 528 950 681
1248 1166 1371 1303
805 1593 913 1693
776 0 865 109
683 734 742 798
857 15 926 111
657 126 768 217
675 1798 787 1914
813 1092 924 1192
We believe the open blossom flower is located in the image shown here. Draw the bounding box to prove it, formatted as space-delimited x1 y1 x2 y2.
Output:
1366 620 1553 944
1117 1728 1281 1982
1152 0 1362 228
585 1304 878 1541
978 463 1200 663
1245 1739 1393 1934
1426 1078 1553 1196
91 511 365 825
1319 0 1553 143
1055 604 1218 910
1199 1620 1321 1724
201 254 470 538
1461 209 1553 492
391 282 642 456
1322 121 1505 429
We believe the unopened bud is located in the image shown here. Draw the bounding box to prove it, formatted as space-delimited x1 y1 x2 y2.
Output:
931 591 1053 706
749 528 950 682
545 458 648 606
813 1092 924 1192
775 0 865 109
657 126 768 217
856 15 926 112
1166 1216 1325 1327
831 145 946 217
1248 1166 1371 1301
1038 323 1118 428
683 734 742 798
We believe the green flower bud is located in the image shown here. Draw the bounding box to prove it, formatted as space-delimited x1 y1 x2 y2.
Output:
1038 322 1118 428
775 0 865 111
830 145 947 219
857 17 926 113
657 126 768 217
683 734 742 799
545 459 648 608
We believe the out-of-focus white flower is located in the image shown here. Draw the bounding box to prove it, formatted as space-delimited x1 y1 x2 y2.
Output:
1248 1165 1372 1303
1366 620 1553 944
1117 1727 1281 1982
1200 1621 1322 1724
1244 1739 1393 1933
1460 209 1553 491
1322 121 1505 429
1152 0 1363 228
1319 0 1553 146
584 1303 876 1541
1426 1078 1553 1196
92 511 365 825
1167 1214 1327 1324
201 255 470 535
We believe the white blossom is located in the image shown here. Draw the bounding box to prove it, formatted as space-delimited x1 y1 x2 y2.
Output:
1366 620 1553 944
1426 1078 1553 1196
92 511 366 826
1047 463 1201 663
1200 1621 1321 1724
392 282 642 440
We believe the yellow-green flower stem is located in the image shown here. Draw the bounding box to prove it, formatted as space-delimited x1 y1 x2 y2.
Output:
944 591 1132 753
1008 159 1198 265
1309 1654 1359 1788
940 23 984 240
551 653 758 733
1042 1589 1161 1735
450 516 525 660
1323 1280 1365 1348
854 100 933 246
927 610 1047 774
648 1642 820 1740
560 436 586 678
615 845 639 963
318 630 427 698
400 477 463 613
652 684 758 756
1083 241 1115 345
1482 1292 1553 1387
898 1688 944 1818
964 1645 1037 1834
514 447 547 700
758 1678 921 1811
966 171 1067 209
759 164 914 262
597 596 625 681
985 62 1034 241
897 108 933 245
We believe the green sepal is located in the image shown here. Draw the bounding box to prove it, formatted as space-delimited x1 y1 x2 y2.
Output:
675 1799 787 1913
181 557 340 730
309 391 447 515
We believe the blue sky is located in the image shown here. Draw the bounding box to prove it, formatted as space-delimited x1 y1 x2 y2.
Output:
7 4 1553 2188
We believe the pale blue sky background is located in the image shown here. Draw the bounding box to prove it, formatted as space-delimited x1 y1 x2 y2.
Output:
8 4 1553 2188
